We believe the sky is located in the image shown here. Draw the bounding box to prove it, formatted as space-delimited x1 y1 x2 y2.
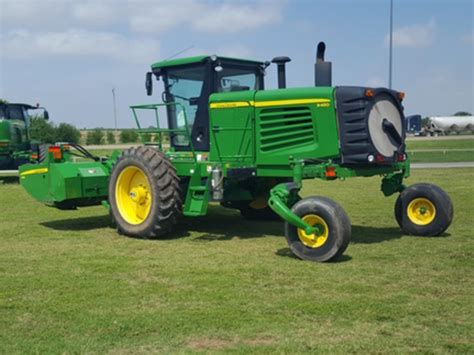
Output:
0 0 473 129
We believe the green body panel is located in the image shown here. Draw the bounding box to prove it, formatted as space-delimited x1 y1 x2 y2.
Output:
183 168 211 216
209 91 256 164
254 87 339 165
0 119 11 142
208 87 339 170
20 151 110 207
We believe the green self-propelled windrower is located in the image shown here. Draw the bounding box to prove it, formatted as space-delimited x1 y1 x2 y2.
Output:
0 103 49 170
20 42 453 262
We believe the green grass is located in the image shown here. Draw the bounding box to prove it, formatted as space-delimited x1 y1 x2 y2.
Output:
1 169 473 353
406 138 474 163
408 150 474 163
406 138 474 150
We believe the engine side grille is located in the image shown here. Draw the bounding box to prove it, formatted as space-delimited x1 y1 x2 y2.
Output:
259 106 315 152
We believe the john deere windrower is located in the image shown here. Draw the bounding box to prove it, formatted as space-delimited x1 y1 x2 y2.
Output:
19 42 453 262
0 102 49 170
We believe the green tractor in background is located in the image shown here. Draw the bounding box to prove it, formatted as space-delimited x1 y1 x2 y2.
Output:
0 102 49 170
19 42 453 262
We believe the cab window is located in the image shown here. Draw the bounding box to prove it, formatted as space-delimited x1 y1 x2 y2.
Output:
165 66 206 146
6 106 25 121
217 68 258 92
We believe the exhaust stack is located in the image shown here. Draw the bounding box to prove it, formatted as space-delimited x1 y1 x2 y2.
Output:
271 56 291 89
315 42 332 86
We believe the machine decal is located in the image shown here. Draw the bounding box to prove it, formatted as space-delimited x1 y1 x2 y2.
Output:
210 98 331 109
20 167 48 176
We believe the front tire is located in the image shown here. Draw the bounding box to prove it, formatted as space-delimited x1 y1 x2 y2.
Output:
395 183 453 236
285 196 351 262
108 147 182 238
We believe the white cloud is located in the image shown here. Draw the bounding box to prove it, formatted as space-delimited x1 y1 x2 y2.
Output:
1 29 159 63
385 19 436 48
0 0 69 29
129 1 202 34
0 0 284 62
192 3 281 34
129 0 283 35
71 1 123 26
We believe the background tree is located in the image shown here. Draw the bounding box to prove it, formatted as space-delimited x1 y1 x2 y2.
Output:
29 116 56 143
55 123 81 144
120 130 139 143
454 111 472 116
86 129 104 145
107 131 116 144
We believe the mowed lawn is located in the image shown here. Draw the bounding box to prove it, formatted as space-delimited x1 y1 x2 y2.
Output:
406 138 474 163
0 169 473 353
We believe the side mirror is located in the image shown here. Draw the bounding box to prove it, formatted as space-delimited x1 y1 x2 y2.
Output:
43 110 49 120
145 72 153 96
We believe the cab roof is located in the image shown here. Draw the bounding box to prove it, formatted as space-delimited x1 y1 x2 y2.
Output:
0 103 36 109
151 55 264 70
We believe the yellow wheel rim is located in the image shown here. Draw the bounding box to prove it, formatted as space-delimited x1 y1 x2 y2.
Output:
115 166 152 225
297 214 329 248
407 198 436 225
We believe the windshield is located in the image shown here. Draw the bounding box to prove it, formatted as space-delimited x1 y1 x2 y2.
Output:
217 67 258 92
166 66 205 146
5 105 26 121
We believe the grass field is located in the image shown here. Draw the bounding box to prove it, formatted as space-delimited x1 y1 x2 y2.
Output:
406 138 474 150
1 168 473 353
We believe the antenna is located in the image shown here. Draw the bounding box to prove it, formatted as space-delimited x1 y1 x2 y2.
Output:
164 45 195 61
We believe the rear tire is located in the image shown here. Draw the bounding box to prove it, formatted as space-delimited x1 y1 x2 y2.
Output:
108 147 182 238
395 183 453 236
285 196 351 262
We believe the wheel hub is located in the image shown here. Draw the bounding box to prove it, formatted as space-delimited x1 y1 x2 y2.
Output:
130 185 148 205
407 198 436 225
115 166 153 225
297 214 329 248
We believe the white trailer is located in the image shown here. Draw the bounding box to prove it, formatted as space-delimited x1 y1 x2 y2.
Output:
423 116 474 136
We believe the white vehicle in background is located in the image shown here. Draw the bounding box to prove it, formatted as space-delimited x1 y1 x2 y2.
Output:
423 116 474 136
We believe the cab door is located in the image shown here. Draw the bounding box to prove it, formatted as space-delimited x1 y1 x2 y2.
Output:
209 91 256 164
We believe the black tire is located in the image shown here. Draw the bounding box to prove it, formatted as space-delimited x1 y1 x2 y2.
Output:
108 146 182 238
285 196 351 262
395 183 453 236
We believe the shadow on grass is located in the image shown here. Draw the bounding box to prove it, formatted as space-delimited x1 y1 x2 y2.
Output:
351 225 450 243
275 248 353 263
40 206 281 240
41 215 111 231
40 206 450 243
0 176 19 184
186 208 282 241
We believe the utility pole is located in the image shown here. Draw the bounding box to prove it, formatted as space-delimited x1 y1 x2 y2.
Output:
389 0 393 89
112 87 118 133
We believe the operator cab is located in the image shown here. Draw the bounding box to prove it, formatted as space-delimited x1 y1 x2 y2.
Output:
0 103 49 122
148 55 266 151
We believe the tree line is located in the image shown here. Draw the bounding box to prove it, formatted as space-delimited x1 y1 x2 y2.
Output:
28 116 146 145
